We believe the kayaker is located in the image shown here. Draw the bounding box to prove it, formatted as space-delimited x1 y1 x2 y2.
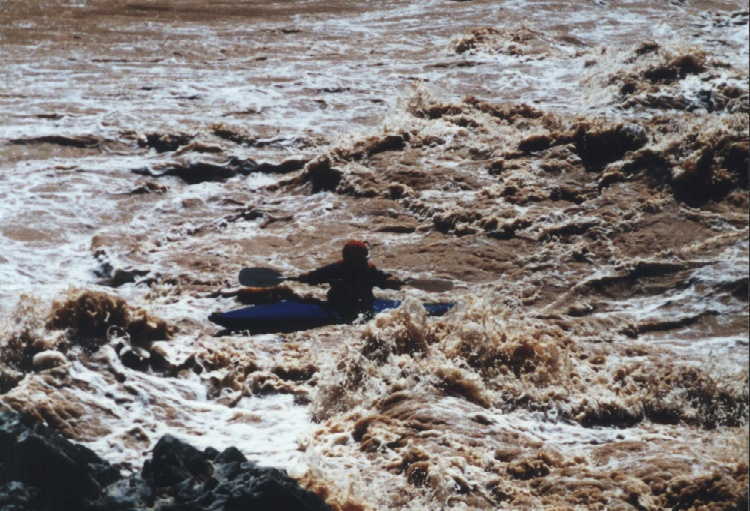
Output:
295 240 404 319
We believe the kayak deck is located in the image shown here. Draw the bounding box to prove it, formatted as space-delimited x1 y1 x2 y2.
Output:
209 299 453 333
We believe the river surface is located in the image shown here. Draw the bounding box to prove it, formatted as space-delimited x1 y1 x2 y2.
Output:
1 0 748 509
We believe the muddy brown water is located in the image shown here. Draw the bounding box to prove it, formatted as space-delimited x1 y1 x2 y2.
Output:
1 0 748 509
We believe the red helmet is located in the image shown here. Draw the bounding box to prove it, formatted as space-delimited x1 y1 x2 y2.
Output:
342 240 368 262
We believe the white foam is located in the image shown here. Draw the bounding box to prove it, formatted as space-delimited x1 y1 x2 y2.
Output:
73 345 313 472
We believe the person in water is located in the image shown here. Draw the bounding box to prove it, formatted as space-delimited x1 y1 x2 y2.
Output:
295 240 404 319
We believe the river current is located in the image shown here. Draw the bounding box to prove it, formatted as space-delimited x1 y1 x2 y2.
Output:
1 1 748 509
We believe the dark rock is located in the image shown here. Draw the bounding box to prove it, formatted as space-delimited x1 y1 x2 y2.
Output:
9 135 103 148
487 160 505 175
223 207 265 224
539 220 600 240
225 157 261 174
0 481 42 511
573 123 648 171
109 268 150 287
272 364 317 382
0 410 333 511
518 134 553 153
140 435 331 511
138 133 195 152
35 113 65 120
634 41 659 57
255 158 309 174
549 184 589 204
576 401 644 428
635 310 719 335
619 80 638 95
215 446 246 464
374 224 417 233
129 181 169 195
0 410 119 511
93 254 150 287
117 344 152 371
724 141 749 187
364 134 408 156
643 54 706 83
212 126 257 145
386 183 411 199
142 435 212 488
339 133 409 160
668 138 748 206
133 157 266 184
303 157 343 193
165 161 243 184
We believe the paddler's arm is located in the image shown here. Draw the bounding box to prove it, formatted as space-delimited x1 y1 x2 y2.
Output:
372 267 404 290
296 263 340 285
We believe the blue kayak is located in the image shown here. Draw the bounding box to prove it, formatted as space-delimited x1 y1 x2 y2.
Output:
208 299 454 333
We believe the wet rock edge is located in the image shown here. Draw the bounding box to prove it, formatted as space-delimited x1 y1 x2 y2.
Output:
0 409 331 511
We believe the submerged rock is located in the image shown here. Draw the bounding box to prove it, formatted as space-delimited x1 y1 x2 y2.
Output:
573 122 648 171
132 157 260 184
255 158 309 174
284 156 343 193
0 410 332 511
92 250 150 287
163 160 249 184
137 133 195 153
9 135 104 149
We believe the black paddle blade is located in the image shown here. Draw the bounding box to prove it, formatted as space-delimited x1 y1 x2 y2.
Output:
239 267 286 287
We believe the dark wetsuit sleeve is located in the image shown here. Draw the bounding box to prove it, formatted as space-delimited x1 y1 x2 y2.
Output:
370 266 404 290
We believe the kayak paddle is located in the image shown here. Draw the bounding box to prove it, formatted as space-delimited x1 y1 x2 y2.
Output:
239 267 290 287
238 267 453 292
402 277 454 292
